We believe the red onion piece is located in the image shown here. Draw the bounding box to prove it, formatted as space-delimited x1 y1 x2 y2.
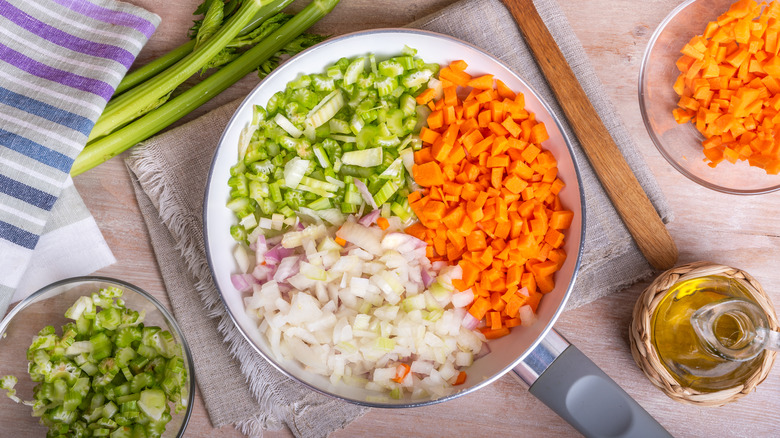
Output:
265 234 283 246
358 209 381 226
264 244 293 265
353 179 377 209
273 255 300 282
252 264 272 282
461 312 479 330
231 273 258 292
251 234 268 254
421 269 434 288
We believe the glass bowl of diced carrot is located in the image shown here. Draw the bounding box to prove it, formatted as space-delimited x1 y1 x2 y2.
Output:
640 0 780 194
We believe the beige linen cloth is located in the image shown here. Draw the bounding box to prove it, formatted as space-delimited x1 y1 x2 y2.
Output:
125 0 672 436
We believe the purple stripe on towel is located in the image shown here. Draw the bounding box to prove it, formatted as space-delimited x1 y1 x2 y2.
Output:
0 0 135 69
51 0 157 39
0 42 114 101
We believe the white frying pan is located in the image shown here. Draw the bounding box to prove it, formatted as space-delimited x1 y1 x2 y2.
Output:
204 29 670 438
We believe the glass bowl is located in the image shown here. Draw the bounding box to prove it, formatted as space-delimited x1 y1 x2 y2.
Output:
0 276 194 437
639 0 780 194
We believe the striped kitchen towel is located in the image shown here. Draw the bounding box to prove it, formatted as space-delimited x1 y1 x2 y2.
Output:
0 0 160 315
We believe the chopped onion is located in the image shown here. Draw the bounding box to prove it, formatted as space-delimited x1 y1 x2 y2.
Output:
518 305 537 327
358 209 381 226
451 290 474 308
461 313 479 330
273 256 300 282
237 215 486 399
353 179 377 209
231 274 258 293
250 235 268 255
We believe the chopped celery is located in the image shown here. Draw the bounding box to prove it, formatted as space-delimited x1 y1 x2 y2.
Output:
1 288 188 437
341 147 383 167
228 49 437 244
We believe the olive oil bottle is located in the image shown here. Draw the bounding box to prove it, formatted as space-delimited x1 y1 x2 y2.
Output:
650 275 775 392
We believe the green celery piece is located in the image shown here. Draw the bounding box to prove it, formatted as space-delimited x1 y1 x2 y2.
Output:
119 309 145 329
115 327 142 349
48 361 81 385
137 388 167 422
99 357 119 375
75 315 93 335
117 395 141 405
49 404 79 425
64 389 84 412
130 372 154 394
390 200 414 222
89 0 272 142
103 401 119 419
72 377 91 397
73 0 340 176
100 287 124 299
146 411 173 437
80 361 99 377
136 344 158 360
90 332 113 361
230 224 247 242
96 307 122 331
0 375 18 401
65 296 94 320
307 197 331 210
341 147 382 167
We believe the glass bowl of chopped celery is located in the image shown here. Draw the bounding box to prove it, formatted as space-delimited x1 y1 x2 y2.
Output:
0 276 194 437
640 0 780 194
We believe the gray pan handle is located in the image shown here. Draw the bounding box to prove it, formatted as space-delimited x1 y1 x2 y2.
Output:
511 329 671 438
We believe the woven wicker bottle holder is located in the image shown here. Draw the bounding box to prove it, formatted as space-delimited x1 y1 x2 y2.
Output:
629 261 779 407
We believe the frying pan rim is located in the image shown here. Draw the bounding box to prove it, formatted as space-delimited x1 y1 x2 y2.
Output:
204 27 587 408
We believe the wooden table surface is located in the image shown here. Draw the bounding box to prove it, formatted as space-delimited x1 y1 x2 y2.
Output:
18 0 780 436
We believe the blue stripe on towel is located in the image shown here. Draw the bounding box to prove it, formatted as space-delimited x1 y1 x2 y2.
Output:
0 174 57 210
0 87 94 136
0 128 73 173
0 219 39 249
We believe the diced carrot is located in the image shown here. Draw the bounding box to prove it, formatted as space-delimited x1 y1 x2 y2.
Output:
468 74 494 90
334 237 346 246
419 126 440 144
496 79 516 99
439 66 472 87
674 1 780 174
480 327 511 339
404 59 573 335
469 296 491 320
413 161 445 187
416 87 436 105
377 217 390 230
450 59 468 71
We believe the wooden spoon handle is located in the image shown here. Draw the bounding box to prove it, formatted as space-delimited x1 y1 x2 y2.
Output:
501 0 678 270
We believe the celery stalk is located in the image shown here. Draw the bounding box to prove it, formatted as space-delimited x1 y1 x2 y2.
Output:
113 41 195 97
72 0 340 176
89 0 273 142
114 0 296 96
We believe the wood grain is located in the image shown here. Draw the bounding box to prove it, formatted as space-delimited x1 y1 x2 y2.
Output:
4 1 780 437
501 0 678 271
